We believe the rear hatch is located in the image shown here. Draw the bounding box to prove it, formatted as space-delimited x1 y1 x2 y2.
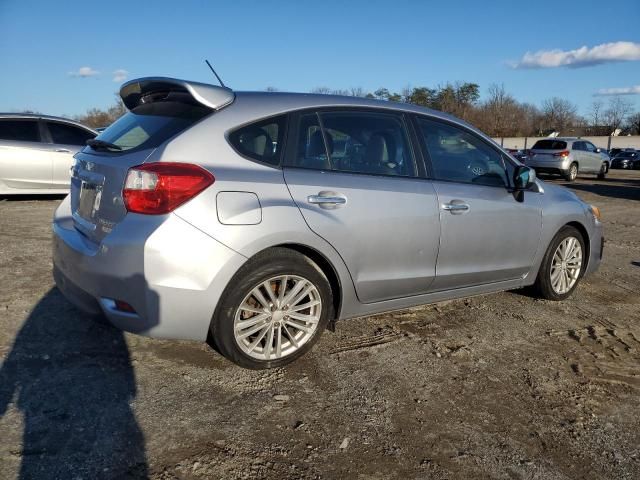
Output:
529 139 568 163
70 77 234 243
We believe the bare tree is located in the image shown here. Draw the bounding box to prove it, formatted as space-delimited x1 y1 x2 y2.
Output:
265 86 278 92
310 86 332 95
540 97 578 133
604 96 633 132
626 112 640 135
589 100 604 126
75 93 126 128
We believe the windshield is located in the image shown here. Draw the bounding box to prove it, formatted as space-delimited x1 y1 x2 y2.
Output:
532 140 567 150
91 101 211 153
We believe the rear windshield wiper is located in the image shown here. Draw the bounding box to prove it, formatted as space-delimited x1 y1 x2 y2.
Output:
86 139 123 151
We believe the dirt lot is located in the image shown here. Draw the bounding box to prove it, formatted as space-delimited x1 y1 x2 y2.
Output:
0 170 639 480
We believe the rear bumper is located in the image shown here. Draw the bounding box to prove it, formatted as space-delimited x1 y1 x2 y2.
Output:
52 196 247 341
527 157 571 173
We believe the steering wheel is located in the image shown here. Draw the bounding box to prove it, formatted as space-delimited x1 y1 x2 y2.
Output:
468 157 489 177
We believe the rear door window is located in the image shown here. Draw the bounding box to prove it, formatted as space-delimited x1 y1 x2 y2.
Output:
532 140 567 150
572 142 583 151
92 100 211 153
228 115 286 166
0 119 41 142
46 122 96 145
290 110 416 177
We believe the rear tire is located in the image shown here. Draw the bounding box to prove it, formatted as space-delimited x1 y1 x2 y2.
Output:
563 163 578 182
209 248 333 369
534 226 586 301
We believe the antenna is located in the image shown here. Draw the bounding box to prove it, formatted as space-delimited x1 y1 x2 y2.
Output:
205 59 226 88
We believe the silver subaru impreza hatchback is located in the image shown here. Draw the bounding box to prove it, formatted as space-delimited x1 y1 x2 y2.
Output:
53 77 603 369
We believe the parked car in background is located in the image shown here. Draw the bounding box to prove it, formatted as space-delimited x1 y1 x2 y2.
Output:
506 148 530 163
0 113 97 194
609 148 635 158
527 138 608 181
610 151 640 169
53 77 603 369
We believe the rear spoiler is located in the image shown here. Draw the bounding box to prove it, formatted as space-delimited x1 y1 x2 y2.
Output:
120 77 235 111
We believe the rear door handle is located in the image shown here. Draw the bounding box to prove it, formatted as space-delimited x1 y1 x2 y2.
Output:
55 148 71 153
442 202 470 214
307 192 347 208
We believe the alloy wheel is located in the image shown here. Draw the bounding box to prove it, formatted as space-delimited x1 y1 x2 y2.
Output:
233 275 322 361
550 236 583 294
569 164 578 180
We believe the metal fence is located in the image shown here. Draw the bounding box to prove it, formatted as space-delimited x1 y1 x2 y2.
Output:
493 136 640 150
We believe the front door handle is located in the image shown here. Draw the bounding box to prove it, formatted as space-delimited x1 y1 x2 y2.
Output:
307 192 347 208
55 148 71 153
442 201 470 214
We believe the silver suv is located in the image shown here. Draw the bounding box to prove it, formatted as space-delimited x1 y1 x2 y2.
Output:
528 138 608 181
53 77 603 369
0 114 97 194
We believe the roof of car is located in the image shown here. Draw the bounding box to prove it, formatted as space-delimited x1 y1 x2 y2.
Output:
0 112 96 132
233 90 451 118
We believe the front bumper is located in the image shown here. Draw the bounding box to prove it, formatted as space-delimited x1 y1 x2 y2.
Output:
52 196 247 341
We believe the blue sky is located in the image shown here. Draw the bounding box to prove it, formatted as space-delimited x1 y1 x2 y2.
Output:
1 0 639 117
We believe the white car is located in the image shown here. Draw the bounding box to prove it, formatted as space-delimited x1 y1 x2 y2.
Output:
0 113 97 194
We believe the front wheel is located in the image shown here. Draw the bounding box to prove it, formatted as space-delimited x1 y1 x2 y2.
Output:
597 162 607 180
210 248 333 369
534 226 586 301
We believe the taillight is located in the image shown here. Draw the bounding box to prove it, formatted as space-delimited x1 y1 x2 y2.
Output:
123 162 214 215
553 150 570 158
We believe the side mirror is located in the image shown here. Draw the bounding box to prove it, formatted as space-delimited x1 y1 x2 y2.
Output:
513 165 536 190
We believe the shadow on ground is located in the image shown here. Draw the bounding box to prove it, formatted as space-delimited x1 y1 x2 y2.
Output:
0 288 148 479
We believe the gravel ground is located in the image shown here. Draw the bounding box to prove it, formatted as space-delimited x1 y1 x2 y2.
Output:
0 170 639 480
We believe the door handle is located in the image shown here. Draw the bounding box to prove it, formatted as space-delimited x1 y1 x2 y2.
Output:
307 193 347 206
442 202 470 214
55 148 71 153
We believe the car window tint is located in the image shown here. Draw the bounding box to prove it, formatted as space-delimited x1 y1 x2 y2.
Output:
417 117 508 187
584 142 596 152
571 142 582 151
293 113 331 170
95 101 211 152
532 140 567 150
228 115 286 166
0 119 40 142
47 122 95 145
319 112 415 177
294 111 415 177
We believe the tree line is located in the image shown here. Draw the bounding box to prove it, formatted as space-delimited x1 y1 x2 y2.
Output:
74 83 640 137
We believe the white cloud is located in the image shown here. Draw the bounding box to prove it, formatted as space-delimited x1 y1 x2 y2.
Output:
112 69 129 82
595 85 640 96
511 41 640 69
68 66 100 77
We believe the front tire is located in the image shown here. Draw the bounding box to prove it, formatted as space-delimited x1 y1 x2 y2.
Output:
210 248 333 369
597 162 607 180
563 163 578 182
534 226 585 301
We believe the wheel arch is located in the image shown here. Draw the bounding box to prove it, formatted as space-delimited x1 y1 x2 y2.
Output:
564 221 591 273
270 243 343 321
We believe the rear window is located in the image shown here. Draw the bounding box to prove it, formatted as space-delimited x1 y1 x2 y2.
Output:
228 115 287 166
92 100 211 152
532 140 567 150
0 119 40 142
